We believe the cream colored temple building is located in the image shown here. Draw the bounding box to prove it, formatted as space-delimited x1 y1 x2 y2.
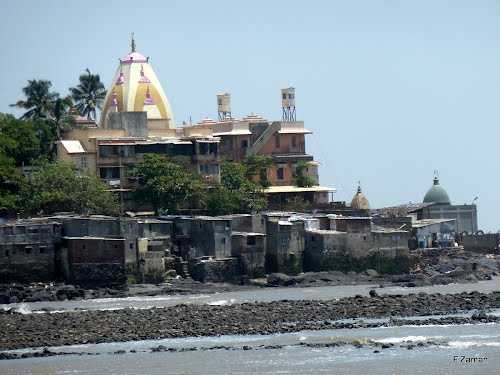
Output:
58 38 333 209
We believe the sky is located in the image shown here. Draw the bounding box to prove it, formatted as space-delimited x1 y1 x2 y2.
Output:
1 1 499 231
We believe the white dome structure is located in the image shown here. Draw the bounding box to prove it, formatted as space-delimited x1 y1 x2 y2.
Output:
100 35 175 128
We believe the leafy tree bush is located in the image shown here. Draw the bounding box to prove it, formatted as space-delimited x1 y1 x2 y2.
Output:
243 155 272 188
133 154 206 214
293 160 315 187
206 162 266 215
20 162 119 216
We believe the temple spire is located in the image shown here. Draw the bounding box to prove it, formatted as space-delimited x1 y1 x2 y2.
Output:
131 32 136 52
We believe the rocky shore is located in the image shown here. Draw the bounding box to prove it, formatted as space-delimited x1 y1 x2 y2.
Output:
1 250 497 305
1 291 499 351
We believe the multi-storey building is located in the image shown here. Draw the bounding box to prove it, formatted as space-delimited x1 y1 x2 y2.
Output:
57 37 333 210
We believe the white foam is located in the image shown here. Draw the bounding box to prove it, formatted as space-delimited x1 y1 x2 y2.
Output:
447 341 500 349
376 335 443 344
208 299 236 306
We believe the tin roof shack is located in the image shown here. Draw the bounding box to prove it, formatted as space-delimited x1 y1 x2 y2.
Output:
231 232 266 278
412 219 456 249
265 218 305 275
371 216 413 232
462 233 499 254
63 237 126 288
60 216 140 272
0 221 62 282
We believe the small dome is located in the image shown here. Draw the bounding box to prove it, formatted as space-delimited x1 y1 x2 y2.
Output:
423 176 450 204
351 183 370 210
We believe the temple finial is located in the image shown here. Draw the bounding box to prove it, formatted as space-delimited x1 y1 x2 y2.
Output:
357 180 362 193
131 32 136 52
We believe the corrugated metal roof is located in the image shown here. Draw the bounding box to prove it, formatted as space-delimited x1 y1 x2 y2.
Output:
61 140 85 154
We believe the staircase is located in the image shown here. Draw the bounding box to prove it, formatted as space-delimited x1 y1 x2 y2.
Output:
248 122 281 155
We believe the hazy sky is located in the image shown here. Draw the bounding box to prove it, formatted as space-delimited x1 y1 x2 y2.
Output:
1 1 499 230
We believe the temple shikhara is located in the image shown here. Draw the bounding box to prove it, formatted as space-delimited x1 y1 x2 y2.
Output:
58 36 334 210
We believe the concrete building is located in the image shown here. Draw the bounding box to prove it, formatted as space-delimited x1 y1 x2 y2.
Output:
265 218 305 275
57 40 222 208
0 220 62 282
192 90 334 208
417 175 478 234
63 237 126 287
231 231 266 278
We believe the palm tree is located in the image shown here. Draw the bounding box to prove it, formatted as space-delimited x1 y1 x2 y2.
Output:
10 80 59 120
70 69 107 121
52 96 75 139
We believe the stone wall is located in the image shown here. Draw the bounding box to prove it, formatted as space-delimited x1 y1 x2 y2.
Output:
189 257 241 283
304 229 410 274
463 233 499 254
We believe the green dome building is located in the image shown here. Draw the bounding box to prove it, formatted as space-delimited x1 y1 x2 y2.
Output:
423 176 451 205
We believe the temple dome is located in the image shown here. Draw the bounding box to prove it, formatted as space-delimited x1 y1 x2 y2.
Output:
423 176 450 204
100 36 175 128
351 183 370 210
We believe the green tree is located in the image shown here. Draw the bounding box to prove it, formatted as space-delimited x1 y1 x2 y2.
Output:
51 96 75 139
20 162 119 216
70 69 107 121
10 80 59 120
206 162 266 215
243 155 272 188
293 161 315 187
0 152 25 215
134 154 206 214
0 114 41 166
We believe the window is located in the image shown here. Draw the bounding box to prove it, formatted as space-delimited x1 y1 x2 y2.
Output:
277 167 284 180
25 246 33 254
221 238 226 245
292 136 297 148
114 244 118 249
100 167 120 179
39 246 47 254
275 134 280 148
129 243 134 250
5 250 9 257
247 236 256 246
241 139 248 148
82 244 86 250
198 142 209 155
28 227 39 234
282 93 287 100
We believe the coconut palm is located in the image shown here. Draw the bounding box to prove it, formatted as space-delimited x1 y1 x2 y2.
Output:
51 96 75 139
10 80 59 120
70 69 107 121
